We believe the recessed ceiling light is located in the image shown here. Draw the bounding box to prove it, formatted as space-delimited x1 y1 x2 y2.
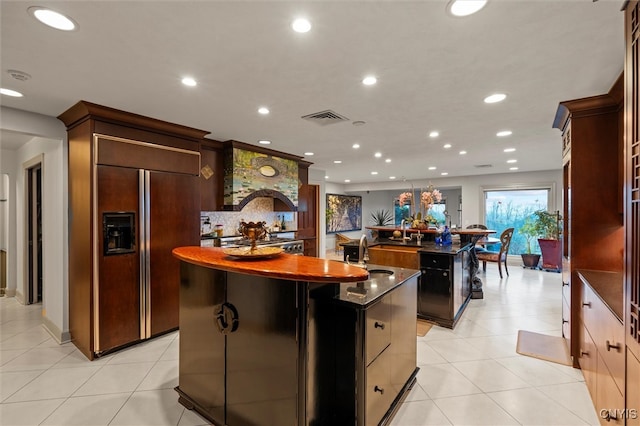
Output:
258 107 270 115
344 179 351 183
371 171 378 175
325 175 329 179
459 150 467 155
181 77 197 87
509 167 519 171
428 166 437 170
374 152 382 158
429 131 439 138
385 158 391 163
334 160 342 164
362 76 377 86
1 88 24 97
352 143 360 149
443 144 452 149
304 152 314 156
389 176 396 180
292 18 311 33
258 140 271 145
441 172 449 176
507 159 518 163
28 6 77 31
496 130 512 137
503 148 516 152
447 0 487 17
484 93 506 104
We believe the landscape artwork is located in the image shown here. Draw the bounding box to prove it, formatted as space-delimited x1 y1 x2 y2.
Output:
326 194 362 233
223 147 299 208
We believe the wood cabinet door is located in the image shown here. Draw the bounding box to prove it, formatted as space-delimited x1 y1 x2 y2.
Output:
148 170 199 336
96 165 141 353
199 145 223 211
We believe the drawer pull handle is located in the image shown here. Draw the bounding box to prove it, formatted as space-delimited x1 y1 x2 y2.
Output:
582 302 591 308
603 410 617 422
562 282 569 287
374 385 384 394
580 350 589 357
562 319 569 324
606 340 621 352
374 322 385 330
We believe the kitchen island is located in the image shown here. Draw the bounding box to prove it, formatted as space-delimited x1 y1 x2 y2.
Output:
172 246 420 426
342 239 473 328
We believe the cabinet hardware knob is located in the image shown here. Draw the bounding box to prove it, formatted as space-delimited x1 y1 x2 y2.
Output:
582 302 591 307
580 350 589 357
374 385 384 394
562 319 569 324
374 322 385 330
562 282 569 287
606 340 621 352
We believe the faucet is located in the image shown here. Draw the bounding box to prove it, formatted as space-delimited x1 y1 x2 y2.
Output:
401 219 407 240
347 234 369 269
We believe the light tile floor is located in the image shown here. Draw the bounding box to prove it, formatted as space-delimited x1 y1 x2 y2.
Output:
0 258 599 426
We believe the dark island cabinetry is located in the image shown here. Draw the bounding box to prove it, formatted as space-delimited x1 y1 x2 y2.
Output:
173 247 419 426
418 244 471 328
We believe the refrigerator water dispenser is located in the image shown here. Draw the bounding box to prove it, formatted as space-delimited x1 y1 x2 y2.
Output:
103 212 135 255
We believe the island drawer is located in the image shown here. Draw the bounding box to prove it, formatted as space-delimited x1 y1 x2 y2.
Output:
365 346 393 426
365 296 391 366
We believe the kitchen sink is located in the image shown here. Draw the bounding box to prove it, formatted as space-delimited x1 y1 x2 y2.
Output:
368 269 394 276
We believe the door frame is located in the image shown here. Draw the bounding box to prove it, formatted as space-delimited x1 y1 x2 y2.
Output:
22 154 44 305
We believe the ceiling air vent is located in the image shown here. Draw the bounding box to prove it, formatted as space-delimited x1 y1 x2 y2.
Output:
301 109 349 126
474 164 493 169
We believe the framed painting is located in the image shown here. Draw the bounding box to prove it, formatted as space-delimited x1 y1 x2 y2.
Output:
326 194 362 233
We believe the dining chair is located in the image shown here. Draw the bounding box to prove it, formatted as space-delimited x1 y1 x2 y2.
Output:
466 224 488 229
476 227 514 279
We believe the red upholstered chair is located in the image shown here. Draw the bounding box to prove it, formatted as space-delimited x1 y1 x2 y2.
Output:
476 228 514 279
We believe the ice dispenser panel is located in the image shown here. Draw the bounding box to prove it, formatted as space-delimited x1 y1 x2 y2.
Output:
103 212 135 255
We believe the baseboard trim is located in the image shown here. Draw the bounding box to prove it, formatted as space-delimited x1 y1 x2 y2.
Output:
42 314 71 344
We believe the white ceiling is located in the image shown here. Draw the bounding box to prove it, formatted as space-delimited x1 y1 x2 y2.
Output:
0 1 624 185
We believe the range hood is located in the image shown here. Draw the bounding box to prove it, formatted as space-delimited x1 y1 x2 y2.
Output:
223 141 301 211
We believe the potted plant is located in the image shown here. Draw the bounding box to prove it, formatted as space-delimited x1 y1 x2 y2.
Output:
519 216 541 269
533 210 562 271
370 209 393 240
370 209 393 226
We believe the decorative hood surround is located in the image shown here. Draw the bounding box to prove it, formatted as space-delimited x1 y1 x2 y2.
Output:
223 142 301 211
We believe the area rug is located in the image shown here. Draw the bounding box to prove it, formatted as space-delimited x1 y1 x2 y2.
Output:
516 330 572 366
417 319 433 337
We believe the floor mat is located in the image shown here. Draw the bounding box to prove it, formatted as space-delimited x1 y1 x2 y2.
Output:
516 330 572 366
417 319 433 337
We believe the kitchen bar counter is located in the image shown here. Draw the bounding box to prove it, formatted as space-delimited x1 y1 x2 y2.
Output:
172 246 368 282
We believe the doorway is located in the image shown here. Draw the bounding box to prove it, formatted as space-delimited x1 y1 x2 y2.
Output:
26 162 42 304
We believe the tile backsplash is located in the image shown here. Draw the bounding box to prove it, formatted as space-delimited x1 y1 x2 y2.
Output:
201 197 297 237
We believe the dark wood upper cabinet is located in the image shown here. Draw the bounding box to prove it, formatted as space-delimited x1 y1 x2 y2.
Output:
200 139 225 211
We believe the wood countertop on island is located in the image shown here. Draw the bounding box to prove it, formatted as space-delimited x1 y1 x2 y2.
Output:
172 246 369 283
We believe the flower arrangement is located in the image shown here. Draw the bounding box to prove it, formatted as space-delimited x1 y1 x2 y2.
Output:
398 183 442 228
420 185 442 211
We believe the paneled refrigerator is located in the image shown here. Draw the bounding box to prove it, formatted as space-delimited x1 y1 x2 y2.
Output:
96 163 199 355
60 100 207 361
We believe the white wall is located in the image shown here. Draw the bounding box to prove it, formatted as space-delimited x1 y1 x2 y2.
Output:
0 106 69 342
